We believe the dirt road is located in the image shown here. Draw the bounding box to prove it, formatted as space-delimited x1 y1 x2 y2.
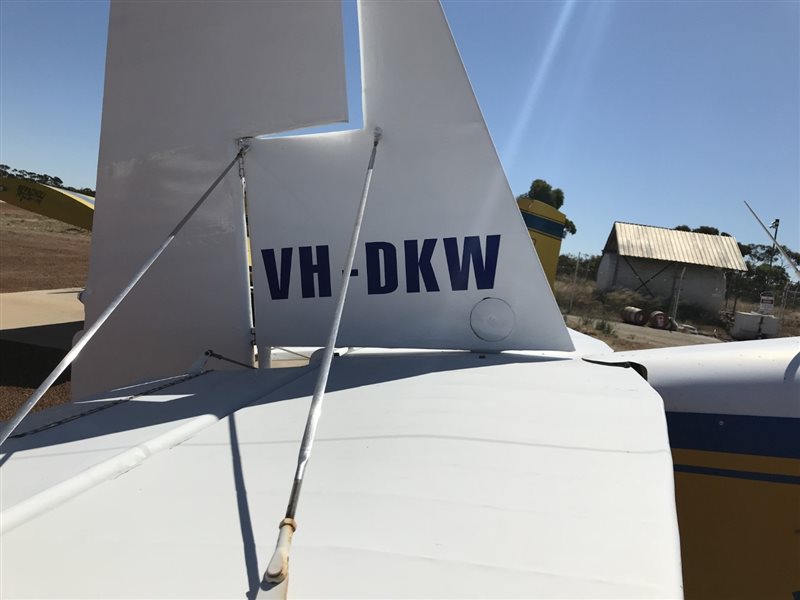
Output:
565 315 721 351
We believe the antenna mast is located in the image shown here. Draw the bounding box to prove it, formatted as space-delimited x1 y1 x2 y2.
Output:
744 201 799 279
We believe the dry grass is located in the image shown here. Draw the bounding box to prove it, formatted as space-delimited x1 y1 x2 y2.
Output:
730 299 800 337
780 310 800 337
555 275 799 348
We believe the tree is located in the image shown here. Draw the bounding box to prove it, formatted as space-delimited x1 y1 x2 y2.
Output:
549 187 565 210
524 178 565 209
727 240 799 303
558 253 600 279
676 224 727 235
692 225 720 235
1 164 94 196
739 243 774 263
785 248 800 266
518 178 575 235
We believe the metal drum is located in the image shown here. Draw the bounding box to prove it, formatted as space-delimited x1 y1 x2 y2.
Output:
622 306 646 326
648 310 669 329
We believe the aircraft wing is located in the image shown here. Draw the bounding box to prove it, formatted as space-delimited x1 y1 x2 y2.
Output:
1 352 682 598
0 176 94 230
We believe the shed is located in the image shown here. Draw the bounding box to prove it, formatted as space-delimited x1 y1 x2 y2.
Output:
596 222 748 311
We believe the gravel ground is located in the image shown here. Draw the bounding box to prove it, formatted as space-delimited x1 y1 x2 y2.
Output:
0 203 90 293
0 203 89 420
0 339 73 421
565 314 721 351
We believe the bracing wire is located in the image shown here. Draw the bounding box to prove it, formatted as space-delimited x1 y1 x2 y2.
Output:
0 144 249 448
263 128 383 585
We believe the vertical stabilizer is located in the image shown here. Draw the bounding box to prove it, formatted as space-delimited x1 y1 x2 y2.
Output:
246 1 573 351
73 1 348 397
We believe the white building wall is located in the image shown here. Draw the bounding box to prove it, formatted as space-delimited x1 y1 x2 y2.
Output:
596 253 618 291
597 254 727 311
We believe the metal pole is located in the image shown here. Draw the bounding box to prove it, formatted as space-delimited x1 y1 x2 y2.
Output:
0 147 247 448
744 201 799 279
670 266 686 323
770 219 780 265
778 283 789 335
237 138 257 369
568 252 580 315
264 129 382 585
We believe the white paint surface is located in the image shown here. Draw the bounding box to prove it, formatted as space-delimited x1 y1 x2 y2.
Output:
73 1 348 398
247 1 572 352
611 336 800 418
1 354 682 598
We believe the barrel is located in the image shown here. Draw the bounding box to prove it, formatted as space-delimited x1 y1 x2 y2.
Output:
622 306 646 326
648 310 669 329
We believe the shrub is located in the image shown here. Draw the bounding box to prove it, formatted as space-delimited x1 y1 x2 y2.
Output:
677 303 724 327
594 319 616 336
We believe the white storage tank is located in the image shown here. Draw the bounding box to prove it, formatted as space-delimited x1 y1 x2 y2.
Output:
731 311 780 340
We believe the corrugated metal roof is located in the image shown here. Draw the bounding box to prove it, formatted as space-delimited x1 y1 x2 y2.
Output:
606 222 748 271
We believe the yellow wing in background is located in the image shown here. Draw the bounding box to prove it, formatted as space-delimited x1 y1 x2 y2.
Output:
0 176 94 231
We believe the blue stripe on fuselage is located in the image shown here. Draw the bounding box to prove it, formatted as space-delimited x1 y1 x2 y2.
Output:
672 464 800 485
666 412 800 459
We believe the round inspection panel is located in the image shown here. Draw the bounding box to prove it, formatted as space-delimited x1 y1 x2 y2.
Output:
469 297 515 342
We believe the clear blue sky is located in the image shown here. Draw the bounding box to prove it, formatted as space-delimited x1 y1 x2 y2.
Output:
1 0 797 258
